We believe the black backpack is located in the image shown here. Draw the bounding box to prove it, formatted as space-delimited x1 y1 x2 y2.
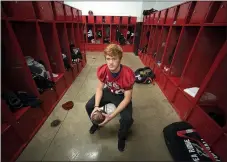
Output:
163 122 221 162
135 67 155 84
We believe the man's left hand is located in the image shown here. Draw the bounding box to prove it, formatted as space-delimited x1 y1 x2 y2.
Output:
98 113 113 126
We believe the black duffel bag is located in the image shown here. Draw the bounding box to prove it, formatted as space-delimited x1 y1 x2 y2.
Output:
135 67 155 84
163 121 221 162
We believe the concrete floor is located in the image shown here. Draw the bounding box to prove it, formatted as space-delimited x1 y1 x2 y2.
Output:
17 52 180 161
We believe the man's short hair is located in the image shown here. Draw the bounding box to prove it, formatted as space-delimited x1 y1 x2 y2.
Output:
104 44 123 59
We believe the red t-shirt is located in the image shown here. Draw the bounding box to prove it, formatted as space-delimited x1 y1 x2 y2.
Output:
97 64 135 95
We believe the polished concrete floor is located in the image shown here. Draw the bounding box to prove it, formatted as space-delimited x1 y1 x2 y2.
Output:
17 52 180 161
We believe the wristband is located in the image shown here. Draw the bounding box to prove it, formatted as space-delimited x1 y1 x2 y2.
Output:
94 106 99 108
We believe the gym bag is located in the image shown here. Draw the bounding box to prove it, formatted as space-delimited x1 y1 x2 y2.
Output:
163 121 221 162
134 67 155 84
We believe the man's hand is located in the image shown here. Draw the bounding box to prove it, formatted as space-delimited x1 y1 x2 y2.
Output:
98 113 114 126
90 107 102 119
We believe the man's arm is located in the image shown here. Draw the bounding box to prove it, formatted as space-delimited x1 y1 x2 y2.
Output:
95 80 105 107
110 89 133 118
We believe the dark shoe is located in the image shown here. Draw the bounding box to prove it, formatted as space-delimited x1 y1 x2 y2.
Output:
89 124 99 134
118 139 126 152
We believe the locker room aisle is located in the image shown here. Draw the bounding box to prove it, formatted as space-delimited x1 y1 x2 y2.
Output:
17 52 180 161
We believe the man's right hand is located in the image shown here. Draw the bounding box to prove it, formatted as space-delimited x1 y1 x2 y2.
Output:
90 106 101 118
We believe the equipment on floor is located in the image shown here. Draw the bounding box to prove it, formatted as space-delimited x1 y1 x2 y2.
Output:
51 119 61 127
62 101 74 110
163 122 221 162
135 67 156 84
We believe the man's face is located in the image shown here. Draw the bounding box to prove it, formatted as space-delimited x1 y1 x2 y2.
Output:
105 55 121 72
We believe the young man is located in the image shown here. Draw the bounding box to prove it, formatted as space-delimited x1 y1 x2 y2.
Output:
85 44 135 152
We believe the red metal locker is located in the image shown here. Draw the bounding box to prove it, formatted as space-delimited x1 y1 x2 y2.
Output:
158 9 167 24
15 108 45 142
149 14 154 24
213 2 227 24
33 2 54 20
96 16 102 23
130 17 137 24
105 16 111 24
122 16 128 24
64 4 73 21
154 11 160 24
52 1 65 21
78 10 82 22
2 1 36 20
72 8 78 21
82 16 87 23
164 78 178 102
88 16 94 23
166 6 177 24
113 16 120 24
40 89 58 115
187 105 223 146
2 126 25 162
176 2 192 24
190 1 212 24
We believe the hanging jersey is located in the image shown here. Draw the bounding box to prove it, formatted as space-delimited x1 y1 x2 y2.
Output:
97 64 135 95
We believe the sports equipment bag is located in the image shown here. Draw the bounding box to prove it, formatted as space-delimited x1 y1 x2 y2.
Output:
163 122 221 162
135 67 156 84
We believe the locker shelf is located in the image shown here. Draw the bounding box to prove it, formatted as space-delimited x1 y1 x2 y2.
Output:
170 26 200 78
180 27 226 91
52 73 64 82
14 106 30 121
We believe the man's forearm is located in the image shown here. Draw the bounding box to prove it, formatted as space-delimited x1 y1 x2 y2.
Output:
111 98 131 118
95 88 103 107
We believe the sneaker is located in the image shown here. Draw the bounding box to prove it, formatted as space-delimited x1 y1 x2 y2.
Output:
89 124 99 134
118 139 126 152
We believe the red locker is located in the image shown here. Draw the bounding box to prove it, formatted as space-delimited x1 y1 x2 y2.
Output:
154 11 160 24
130 17 136 24
158 10 167 24
40 89 58 115
52 1 65 21
149 14 154 24
33 2 54 20
72 8 78 21
55 75 67 97
166 6 177 24
172 89 194 119
164 78 178 102
96 16 102 23
78 10 82 22
105 16 111 24
176 2 192 24
88 16 94 23
122 16 128 24
2 127 25 162
190 1 212 24
15 108 45 142
82 16 87 23
187 105 223 146
213 2 227 24
64 5 73 21
114 16 120 24
2 1 36 20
